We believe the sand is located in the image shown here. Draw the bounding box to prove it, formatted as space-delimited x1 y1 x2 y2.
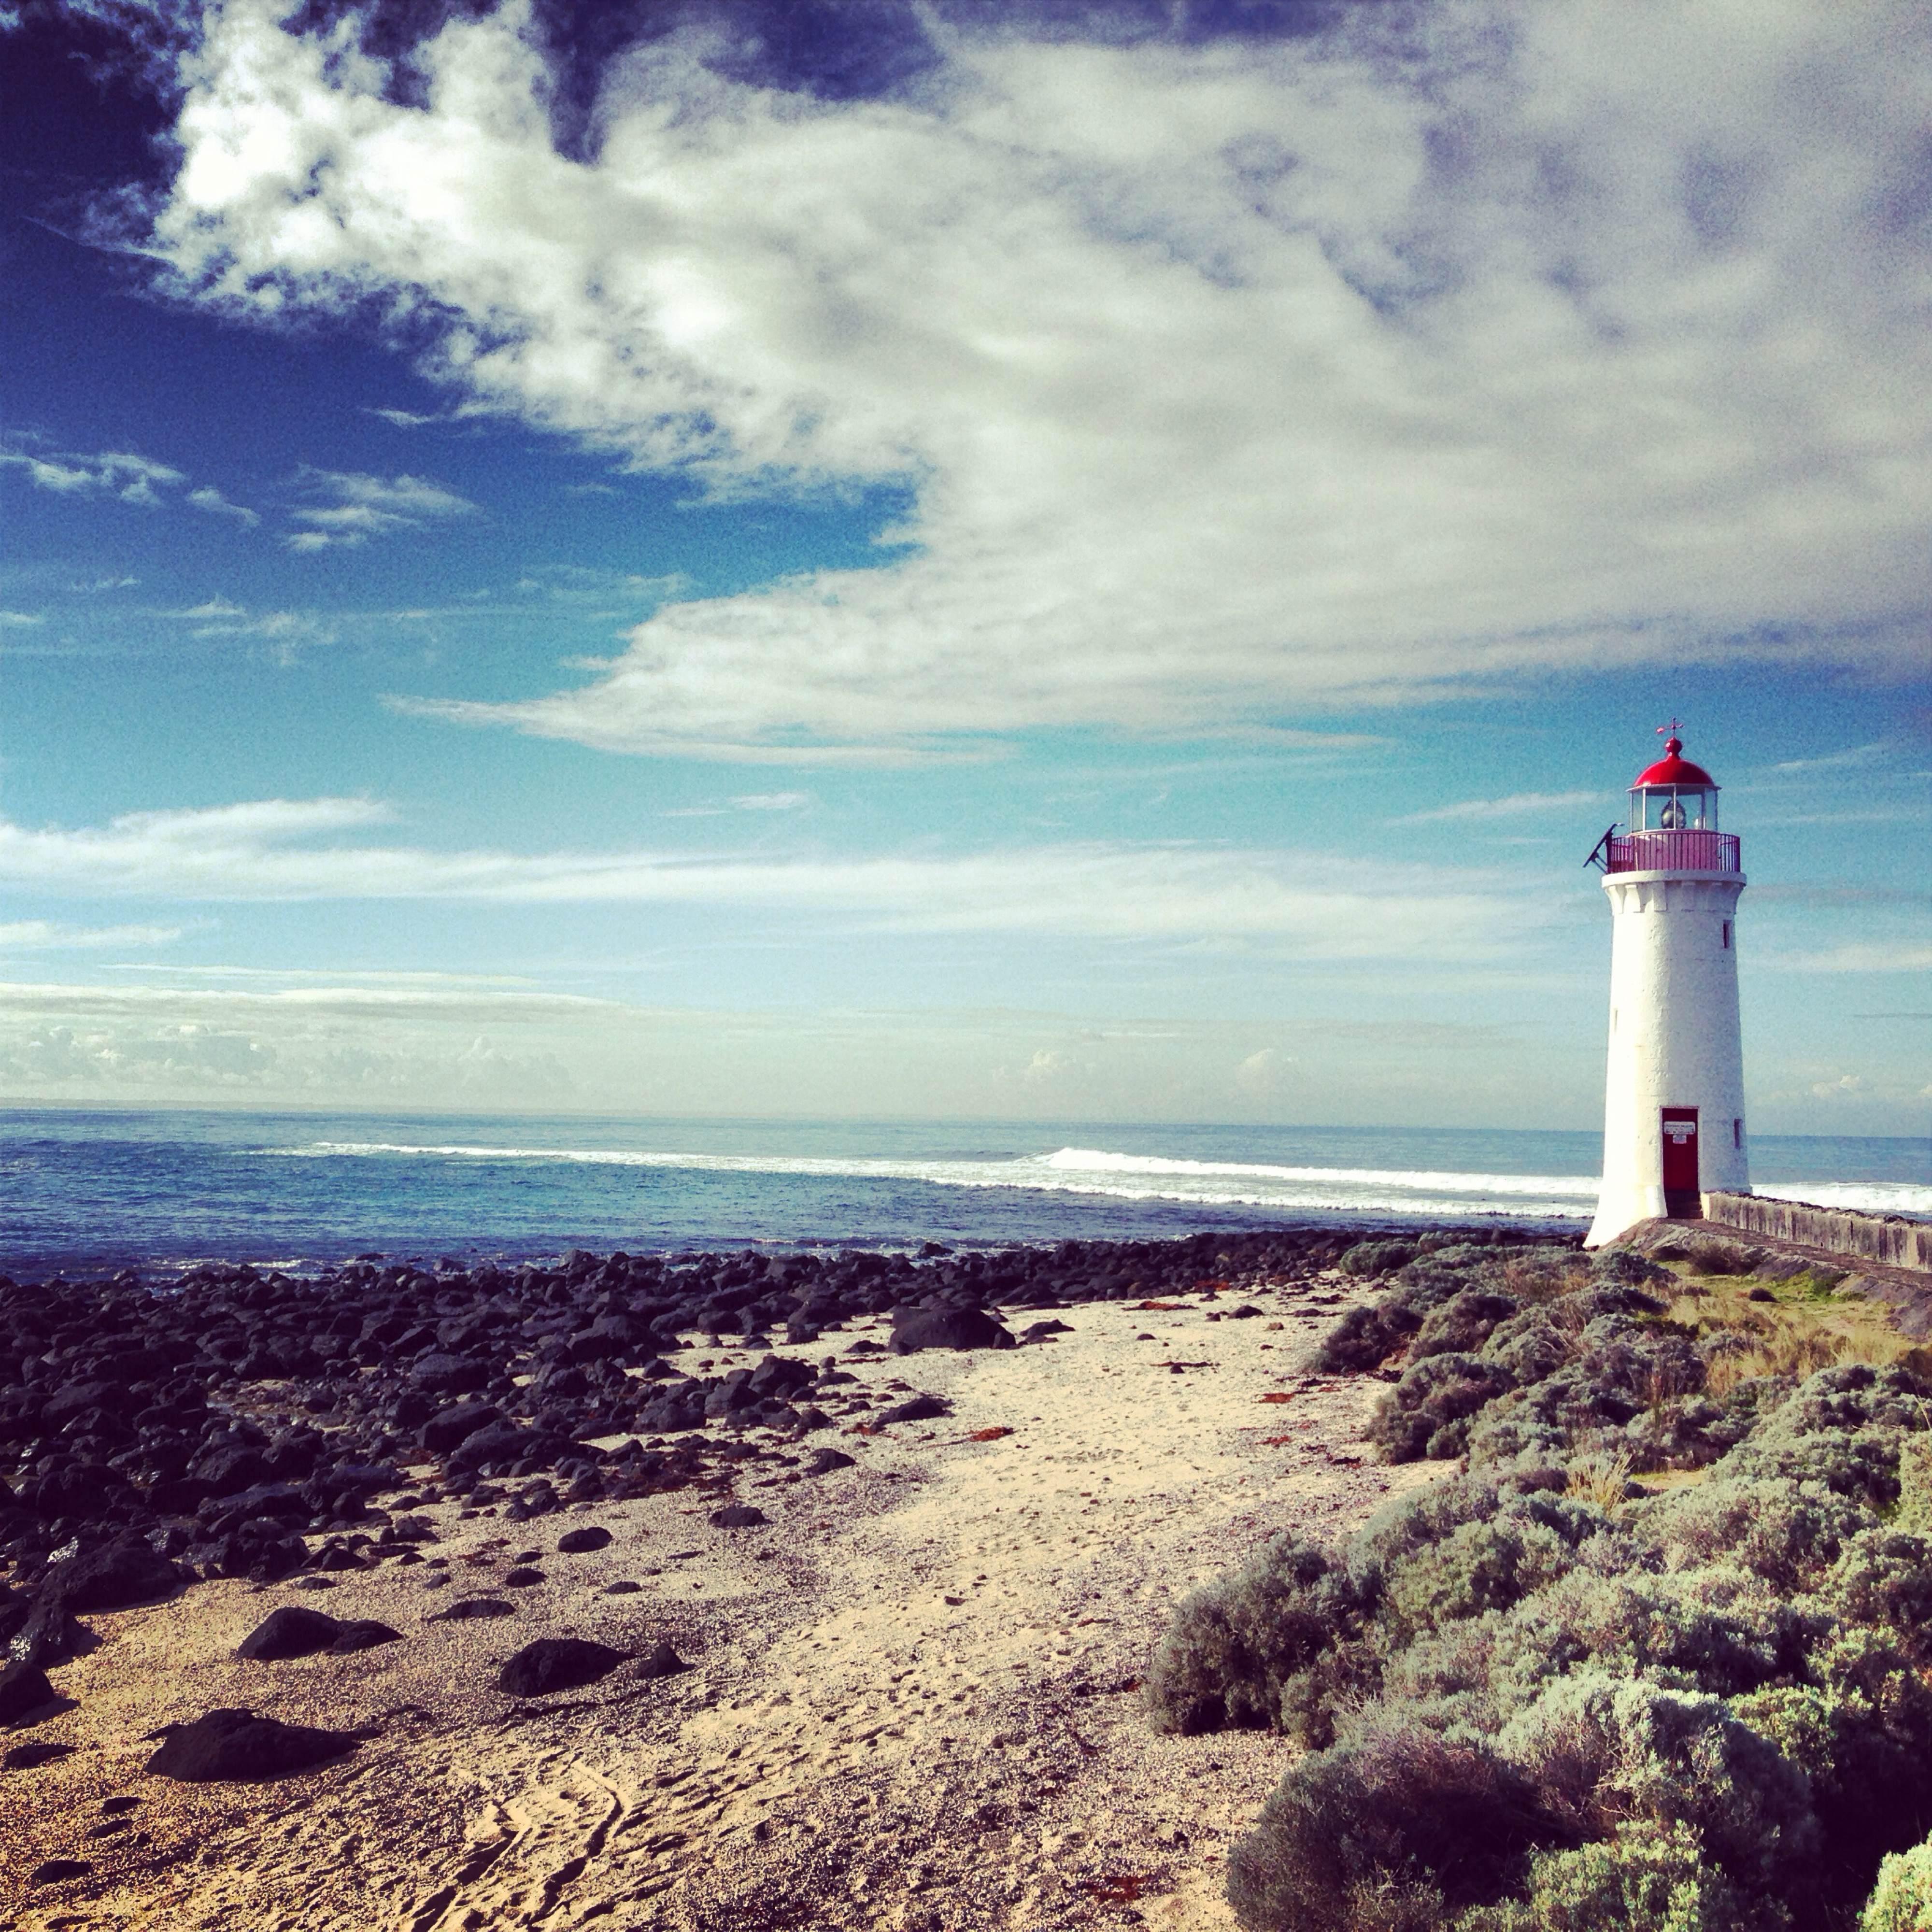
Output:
0 1268 1439 1932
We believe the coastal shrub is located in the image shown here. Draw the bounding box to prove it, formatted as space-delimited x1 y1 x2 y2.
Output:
1226 1716 1553 1932
1370 1352 1518 1461
1143 1532 1342 1734
1862 1834 1932 1932
1339 1239 1418 1279
1310 1296 1425 1374
1409 1288 1522 1363
1169 1264 1932 1932
1454 1820 1777 1932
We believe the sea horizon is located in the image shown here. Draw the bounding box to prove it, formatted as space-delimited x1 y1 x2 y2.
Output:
4 1105 1925 1280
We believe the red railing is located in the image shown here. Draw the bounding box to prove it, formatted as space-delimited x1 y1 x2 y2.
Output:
1605 830 1740 874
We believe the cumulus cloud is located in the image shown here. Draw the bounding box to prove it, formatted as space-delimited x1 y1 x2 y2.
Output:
284 468 480 550
0 795 1548 960
186 483 260 524
139 0 1932 756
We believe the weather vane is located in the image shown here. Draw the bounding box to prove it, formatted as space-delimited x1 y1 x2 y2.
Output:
1657 718 1681 740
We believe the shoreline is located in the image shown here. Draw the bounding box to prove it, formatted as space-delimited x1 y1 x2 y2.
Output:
0 1226 1442 1928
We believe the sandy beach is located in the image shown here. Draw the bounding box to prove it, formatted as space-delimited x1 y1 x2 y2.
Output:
1 1264 1443 1932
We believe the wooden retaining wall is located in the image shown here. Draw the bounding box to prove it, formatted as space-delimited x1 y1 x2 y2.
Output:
1703 1190 1932 1273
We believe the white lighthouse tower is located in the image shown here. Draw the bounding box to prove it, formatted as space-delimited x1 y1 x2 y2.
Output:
1585 725 1749 1248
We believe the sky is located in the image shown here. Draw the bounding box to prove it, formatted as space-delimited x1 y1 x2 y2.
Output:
0 0 1927 1134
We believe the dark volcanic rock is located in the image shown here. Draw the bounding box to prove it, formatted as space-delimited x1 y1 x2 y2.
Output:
877 1393 951 1425
421 1400 504 1454
328 1619 402 1653
236 1606 344 1661
429 1597 515 1621
802 1448 855 1476
144 1707 359 1781
29 1858 93 1885
503 1567 546 1587
4 1739 75 1770
556 1525 613 1554
634 1638 690 1679
43 1533 185 1613
709 1503 769 1528
497 1636 625 1698
889 1307 1015 1353
411 1352 491 1395
0 1660 56 1722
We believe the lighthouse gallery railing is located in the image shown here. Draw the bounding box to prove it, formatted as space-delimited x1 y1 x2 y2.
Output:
1604 830 1741 874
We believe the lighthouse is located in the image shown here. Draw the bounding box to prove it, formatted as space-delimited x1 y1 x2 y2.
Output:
1584 726 1749 1248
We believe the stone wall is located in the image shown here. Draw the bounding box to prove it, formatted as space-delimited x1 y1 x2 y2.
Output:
1703 1190 1932 1273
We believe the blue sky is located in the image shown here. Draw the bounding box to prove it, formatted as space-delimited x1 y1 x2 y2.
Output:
0 0 1927 1132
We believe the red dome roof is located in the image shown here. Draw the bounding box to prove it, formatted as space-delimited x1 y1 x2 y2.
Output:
1632 735 1716 789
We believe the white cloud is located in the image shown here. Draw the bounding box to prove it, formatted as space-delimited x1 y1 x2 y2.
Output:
0 795 1548 960
366 406 440 426
1396 790 1606 825
1234 1046 1295 1098
1811 1073 1866 1099
0 920 184 951
187 483 260 525
1 437 258 523
284 467 480 549
1 443 185 507
1768 942 1932 975
145 0 1932 756
0 611 44 628
730 791 811 811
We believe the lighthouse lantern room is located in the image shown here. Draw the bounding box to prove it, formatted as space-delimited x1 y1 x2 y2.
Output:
1584 725 1749 1248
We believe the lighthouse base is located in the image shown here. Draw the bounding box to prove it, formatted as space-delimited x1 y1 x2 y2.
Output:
1586 1183 1672 1250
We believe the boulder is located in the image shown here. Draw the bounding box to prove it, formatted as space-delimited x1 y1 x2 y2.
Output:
144 1707 359 1781
556 1526 613 1555
43 1533 184 1613
497 1637 625 1698
889 1307 1015 1354
420 1401 503 1454
709 1503 769 1529
877 1393 951 1425
236 1606 344 1661
0 1660 55 1723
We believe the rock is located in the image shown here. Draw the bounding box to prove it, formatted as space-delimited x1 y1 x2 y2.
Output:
41 1532 183 1613
1225 1304 1265 1319
7 1597 89 1670
328 1620 402 1653
889 1307 1015 1353
503 1567 546 1587
633 1638 690 1679
556 1525 613 1554
144 1707 359 1781
29 1858 93 1885
429 1597 515 1621
497 1637 625 1698
603 1580 642 1595
4 1740 74 1770
877 1393 950 1425
709 1504 769 1529
1021 1319 1073 1341
420 1401 504 1454
802 1448 855 1477
411 1353 491 1395
237 1605 344 1661
0 1661 55 1722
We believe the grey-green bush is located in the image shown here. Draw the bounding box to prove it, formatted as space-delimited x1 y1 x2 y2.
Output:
1154 1267 1932 1931
1862 1834 1932 1932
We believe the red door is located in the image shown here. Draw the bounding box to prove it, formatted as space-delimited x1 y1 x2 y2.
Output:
1662 1109 1700 1217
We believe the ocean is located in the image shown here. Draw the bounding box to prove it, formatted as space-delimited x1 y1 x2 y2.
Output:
1 1109 1925 1279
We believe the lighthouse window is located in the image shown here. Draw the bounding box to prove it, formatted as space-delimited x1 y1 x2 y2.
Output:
1733 1119 1743 1149
1721 921 1732 949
